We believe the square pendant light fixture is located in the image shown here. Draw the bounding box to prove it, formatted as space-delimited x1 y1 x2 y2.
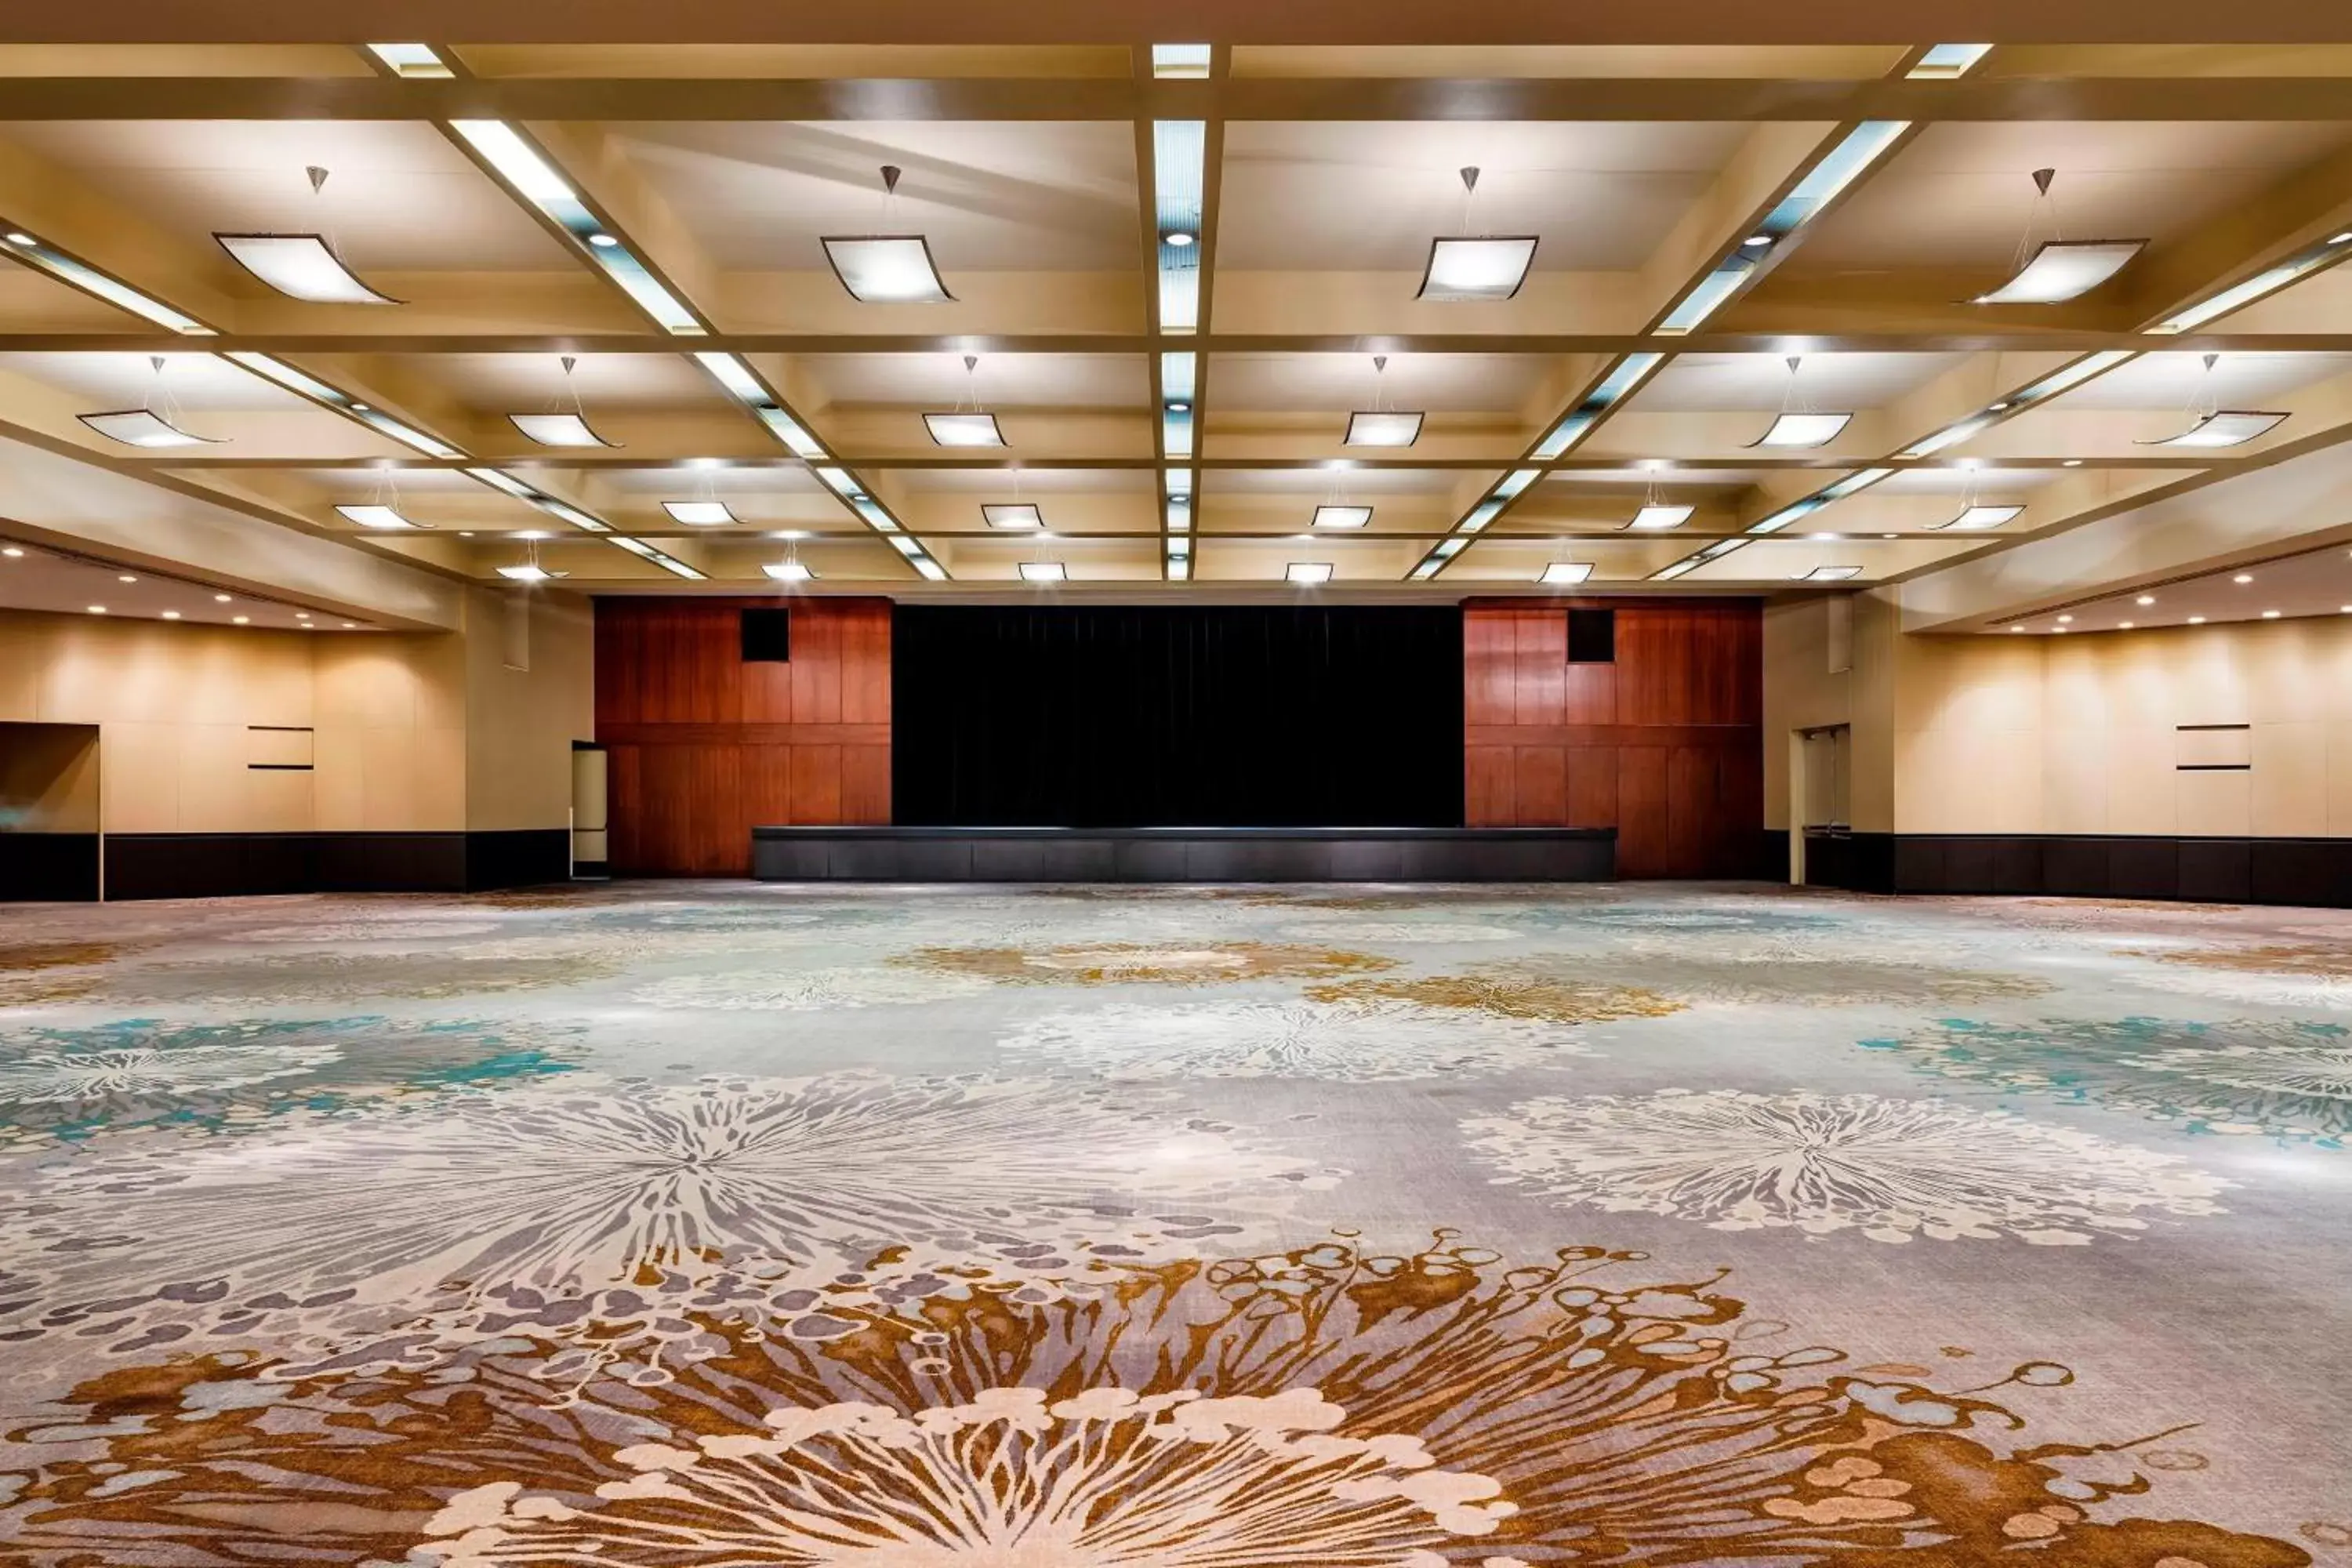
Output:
1937 503 2024 531
510 412 619 448
924 412 1007 448
1751 412 1853 448
662 501 737 525
1628 504 1694 531
1018 561 1066 583
334 503 422 530
1799 564 1862 581
763 561 816 582
497 563 568 582
1973 239 2147 304
822 236 954 304
1344 411 1425 448
1540 561 1594 585
1312 505 1373 529
1417 236 1540 302
216 234 398 304
1287 561 1334 585
2140 410 2288 448
982 503 1045 529
78 409 223 448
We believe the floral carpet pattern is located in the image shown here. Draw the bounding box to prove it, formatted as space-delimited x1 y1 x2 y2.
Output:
2 880 2348 1566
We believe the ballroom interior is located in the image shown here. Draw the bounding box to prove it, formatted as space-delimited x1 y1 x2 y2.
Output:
2 6 2350 1566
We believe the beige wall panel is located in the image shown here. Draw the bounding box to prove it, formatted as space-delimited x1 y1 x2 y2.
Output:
0 620 39 717
1848 595 1896 833
2174 727 2252 768
464 590 593 833
2098 637 2184 731
245 727 315 768
2242 622 2339 726
2043 732 2110 834
1896 725 2040 834
97 720 180 832
310 725 369 832
2160 634 2250 729
245 764 316 833
2251 720 2328 836
2103 727 2179 836
174 723 254 833
2328 720 2352 834
1761 599 1851 830
2176 766 2253 837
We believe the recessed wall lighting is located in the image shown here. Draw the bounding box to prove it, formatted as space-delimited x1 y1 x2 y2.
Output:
1287 562 1335 586
1018 561 1066 583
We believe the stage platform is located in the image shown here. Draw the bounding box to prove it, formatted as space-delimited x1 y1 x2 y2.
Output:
750 826 1615 883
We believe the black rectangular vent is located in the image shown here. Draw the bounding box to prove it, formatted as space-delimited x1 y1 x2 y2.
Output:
741 607 793 662
1566 608 1615 664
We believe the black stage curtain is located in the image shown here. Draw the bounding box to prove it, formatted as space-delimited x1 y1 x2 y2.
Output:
893 605 1465 826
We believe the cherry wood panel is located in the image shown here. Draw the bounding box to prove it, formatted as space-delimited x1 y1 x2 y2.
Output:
1462 598 1762 878
597 597 891 875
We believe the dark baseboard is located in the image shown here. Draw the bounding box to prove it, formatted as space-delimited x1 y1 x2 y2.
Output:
0 833 102 902
753 826 1616 884
1799 830 2352 907
101 829 572 901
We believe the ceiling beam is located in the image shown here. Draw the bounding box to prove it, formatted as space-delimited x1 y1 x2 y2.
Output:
14 75 2352 122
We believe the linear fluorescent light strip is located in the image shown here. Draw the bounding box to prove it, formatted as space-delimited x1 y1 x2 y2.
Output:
449 120 702 333
693 353 829 459
1533 353 1663 457
1152 120 1207 333
1152 42 1211 78
1908 43 1993 78
1494 468 1541 499
1162 350 1196 459
1657 123 1907 335
0 227 212 334
226 350 459 456
1458 500 1506 533
367 42 452 77
2150 230 2352 334
1897 352 2138 459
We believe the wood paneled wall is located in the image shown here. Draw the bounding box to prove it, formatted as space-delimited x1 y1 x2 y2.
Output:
595 598 890 875
1465 599 1763 878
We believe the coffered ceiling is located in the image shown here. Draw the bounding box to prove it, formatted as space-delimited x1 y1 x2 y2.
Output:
2 18 2351 629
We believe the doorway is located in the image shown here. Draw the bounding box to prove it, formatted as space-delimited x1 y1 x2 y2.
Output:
0 721 102 900
1789 724 1851 887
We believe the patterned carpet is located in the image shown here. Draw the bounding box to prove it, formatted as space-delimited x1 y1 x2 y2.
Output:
2 880 2348 1566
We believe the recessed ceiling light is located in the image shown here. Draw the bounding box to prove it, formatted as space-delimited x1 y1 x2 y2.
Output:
1880 532 1899 540
2333 232 2352 245
232 615 250 624
1166 399 1190 413
1987 401 2010 412
924 412 1007 448
2056 614 2074 623
763 561 816 582
162 610 180 619
1343 411 1425 448
1287 562 1335 585
4 232 33 245
2053 626 2069 633
2009 624 2025 633
85 604 106 615
1018 561 1066 583
2136 594 2155 606
2188 615 2206 624
983 504 1045 530
1312 505 1373 530
117 573 136 583
2140 410 2288 448
510 412 619 448
78 408 223 448
0 546 20 557
2118 620 2135 629
822 236 955 303
2234 573 2253 583
1938 504 2024 532
2262 609 2281 619
335 503 422 530
213 593 232 603
1751 412 1853 448
1742 234 1772 247
341 622 356 628
662 501 737 526
587 233 619 249
2061 458 2083 466
1540 562 1594 585
1973 239 2147 304
1628 504 1693 531
215 234 398 304
1418 236 1540 302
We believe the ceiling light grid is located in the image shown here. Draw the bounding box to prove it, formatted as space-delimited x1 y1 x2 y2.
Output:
1151 119 1207 334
